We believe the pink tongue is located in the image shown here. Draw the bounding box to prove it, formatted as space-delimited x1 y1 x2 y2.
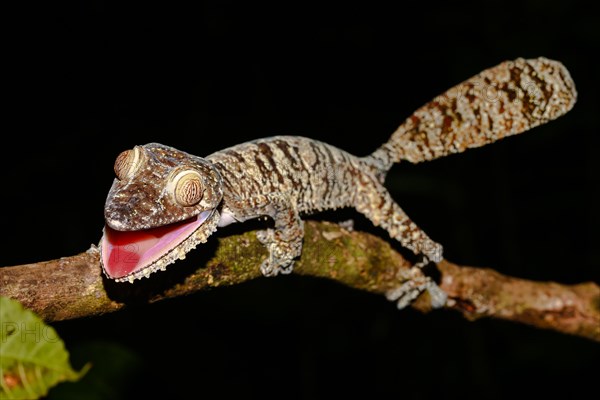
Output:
101 211 211 279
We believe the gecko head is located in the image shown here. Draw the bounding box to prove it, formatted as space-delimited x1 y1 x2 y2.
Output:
100 143 223 283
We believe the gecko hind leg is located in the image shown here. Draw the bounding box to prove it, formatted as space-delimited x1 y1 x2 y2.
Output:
354 178 446 308
354 180 443 264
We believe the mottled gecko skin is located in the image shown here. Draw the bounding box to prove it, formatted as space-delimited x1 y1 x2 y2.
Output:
371 57 577 167
101 57 576 309
207 136 443 276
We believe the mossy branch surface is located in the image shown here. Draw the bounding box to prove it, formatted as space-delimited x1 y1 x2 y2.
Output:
1 221 598 342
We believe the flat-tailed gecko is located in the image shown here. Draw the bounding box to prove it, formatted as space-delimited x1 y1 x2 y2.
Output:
100 57 576 308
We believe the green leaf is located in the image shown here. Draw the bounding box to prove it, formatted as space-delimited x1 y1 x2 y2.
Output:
0 296 89 400
47 341 144 400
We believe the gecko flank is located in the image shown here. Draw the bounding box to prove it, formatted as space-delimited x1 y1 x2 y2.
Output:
100 57 576 308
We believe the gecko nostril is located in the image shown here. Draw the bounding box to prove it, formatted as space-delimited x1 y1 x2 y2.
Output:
127 196 141 207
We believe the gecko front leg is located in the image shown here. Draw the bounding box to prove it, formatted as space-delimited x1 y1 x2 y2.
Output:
226 192 304 277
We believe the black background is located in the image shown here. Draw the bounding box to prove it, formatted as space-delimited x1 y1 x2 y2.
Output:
4 1 599 399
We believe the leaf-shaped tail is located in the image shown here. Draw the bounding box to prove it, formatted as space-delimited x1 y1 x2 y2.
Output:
370 57 577 168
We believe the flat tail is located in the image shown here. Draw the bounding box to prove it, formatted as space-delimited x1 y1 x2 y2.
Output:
371 57 577 167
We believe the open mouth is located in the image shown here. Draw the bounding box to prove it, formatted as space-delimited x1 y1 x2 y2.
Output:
101 210 214 282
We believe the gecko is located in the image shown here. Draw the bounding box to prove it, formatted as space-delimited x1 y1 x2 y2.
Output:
100 57 576 309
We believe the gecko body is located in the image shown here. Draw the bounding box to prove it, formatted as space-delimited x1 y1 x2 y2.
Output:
101 58 576 308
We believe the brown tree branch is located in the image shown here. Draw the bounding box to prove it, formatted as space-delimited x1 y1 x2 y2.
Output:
1 221 598 341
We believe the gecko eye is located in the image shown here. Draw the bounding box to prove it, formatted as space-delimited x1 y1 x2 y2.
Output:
172 170 204 207
114 147 144 180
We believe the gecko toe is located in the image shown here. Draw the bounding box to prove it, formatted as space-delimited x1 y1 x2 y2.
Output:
427 283 448 308
260 259 277 277
256 229 274 245
260 258 295 277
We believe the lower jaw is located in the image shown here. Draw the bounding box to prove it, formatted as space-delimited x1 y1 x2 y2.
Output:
101 209 220 282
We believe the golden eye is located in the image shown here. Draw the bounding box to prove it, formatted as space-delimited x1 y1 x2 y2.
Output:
173 171 203 207
114 146 144 180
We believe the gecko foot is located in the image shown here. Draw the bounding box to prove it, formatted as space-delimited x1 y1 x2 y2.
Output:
385 268 447 309
257 229 302 277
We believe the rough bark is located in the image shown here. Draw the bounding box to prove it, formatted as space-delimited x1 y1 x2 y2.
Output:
1 221 598 341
